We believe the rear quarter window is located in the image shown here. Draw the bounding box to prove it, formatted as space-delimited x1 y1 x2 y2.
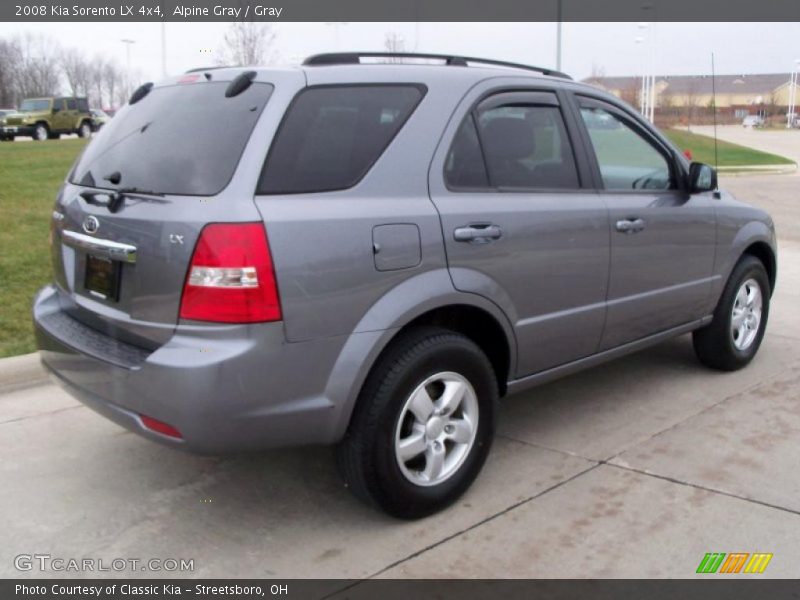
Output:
258 84 425 194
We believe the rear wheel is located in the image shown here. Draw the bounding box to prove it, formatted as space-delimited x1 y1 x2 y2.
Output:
336 327 497 519
33 123 48 141
78 121 92 138
693 255 770 371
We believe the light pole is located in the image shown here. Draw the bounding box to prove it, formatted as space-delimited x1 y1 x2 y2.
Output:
556 0 562 71
641 3 658 124
787 59 800 129
636 23 650 120
121 38 136 97
160 23 167 78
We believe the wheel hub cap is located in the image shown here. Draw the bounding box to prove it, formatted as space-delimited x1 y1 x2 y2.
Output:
731 278 763 351
394 371 479 487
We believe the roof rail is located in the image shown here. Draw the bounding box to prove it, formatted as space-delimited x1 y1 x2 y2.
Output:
185 66 232 73
302 53 572 80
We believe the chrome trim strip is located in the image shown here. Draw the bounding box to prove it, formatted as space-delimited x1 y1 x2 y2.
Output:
62 230 137 264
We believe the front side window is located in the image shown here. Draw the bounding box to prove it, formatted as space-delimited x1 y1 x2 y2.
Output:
258 85 425 194
66 98 77 110
580 106 673 190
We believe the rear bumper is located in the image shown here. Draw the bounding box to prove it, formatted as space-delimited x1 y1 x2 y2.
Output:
33 284 352 454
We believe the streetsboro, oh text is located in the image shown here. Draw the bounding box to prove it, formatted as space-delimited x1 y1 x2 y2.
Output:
173 5 283 18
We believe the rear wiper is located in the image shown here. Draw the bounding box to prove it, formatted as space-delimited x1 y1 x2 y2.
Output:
80 187 165 213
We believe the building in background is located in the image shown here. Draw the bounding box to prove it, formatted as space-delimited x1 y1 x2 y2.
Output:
583 73 794 126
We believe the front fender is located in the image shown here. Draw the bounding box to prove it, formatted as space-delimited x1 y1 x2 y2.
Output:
323 267 517 441
712 219 777 304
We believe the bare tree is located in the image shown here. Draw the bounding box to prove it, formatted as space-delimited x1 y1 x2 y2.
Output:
217 22 277 66
684 78 701 131
102 61 124 109
61 48 92 97
0 38 18 106
384 32 406 54
8 33 61 99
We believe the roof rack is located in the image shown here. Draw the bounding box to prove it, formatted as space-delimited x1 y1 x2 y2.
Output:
185 66 231 73
302 53 572 80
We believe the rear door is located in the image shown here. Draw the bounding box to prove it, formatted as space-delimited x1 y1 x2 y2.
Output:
572 94 716 349
52 98 70 132
429 85 610 378
50 74 282 348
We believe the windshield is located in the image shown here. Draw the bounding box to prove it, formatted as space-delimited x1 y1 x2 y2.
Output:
70 81 273 196
20 99 51 112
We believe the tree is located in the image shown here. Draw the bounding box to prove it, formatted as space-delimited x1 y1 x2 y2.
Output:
61 48 92 97
217 22 277 66
0 38 18 106
7 33 61 100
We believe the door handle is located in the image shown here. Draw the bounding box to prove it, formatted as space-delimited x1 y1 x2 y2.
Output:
454 224 503 243
615 218 645 234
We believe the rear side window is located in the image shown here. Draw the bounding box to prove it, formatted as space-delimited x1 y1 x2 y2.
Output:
77 98 89 112
258 85 425 194
477 105 579 189
70 81 273 196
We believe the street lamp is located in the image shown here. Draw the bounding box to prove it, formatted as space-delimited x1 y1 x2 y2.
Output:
788 58 800 129
121 38 136 97
636 23 650 120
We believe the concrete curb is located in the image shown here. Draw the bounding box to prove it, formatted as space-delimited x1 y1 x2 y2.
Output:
717 164 797 176
0 352 47 391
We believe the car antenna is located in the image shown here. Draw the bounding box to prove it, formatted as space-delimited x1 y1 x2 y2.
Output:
711 53 719 173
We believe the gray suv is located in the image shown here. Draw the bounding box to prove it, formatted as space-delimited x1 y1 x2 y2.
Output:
34 53 777 518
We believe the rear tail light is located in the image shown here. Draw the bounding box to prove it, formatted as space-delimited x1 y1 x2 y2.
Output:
140 414 183 439
179 223 282 323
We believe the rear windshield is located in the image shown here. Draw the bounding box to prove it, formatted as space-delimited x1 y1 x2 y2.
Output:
70 81 273 196
258 85 425 194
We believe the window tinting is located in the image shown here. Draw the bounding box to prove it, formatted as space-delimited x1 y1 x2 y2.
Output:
258 85 424 194
445 115 489 188
66 98 77 110
475 105 579 189
69 81 273 196
580 106 673 190
77 98 89 112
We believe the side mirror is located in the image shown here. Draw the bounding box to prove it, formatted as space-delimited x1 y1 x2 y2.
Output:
52 106 60 113
689 162 717 193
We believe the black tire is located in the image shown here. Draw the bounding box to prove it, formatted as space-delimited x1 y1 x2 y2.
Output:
78 121 92 138
33 123 48 142
693 255 770 371
336 326 498 519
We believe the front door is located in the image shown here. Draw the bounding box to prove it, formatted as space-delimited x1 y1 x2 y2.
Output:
428 87 610 378
573 95 717 350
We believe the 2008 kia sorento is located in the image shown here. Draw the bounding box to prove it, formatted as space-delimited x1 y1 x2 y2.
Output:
34 53 777 518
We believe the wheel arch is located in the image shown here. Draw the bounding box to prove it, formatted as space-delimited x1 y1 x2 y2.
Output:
742 241 776 296
324 269 517 442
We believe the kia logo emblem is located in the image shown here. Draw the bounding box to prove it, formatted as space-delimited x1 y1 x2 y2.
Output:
82 215 100 234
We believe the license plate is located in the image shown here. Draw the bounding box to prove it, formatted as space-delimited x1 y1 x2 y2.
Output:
84 254 121 301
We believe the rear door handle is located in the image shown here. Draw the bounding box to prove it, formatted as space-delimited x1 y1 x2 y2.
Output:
454 224 503 243
615 218 646 234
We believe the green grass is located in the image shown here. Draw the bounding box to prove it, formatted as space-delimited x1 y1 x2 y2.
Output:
0 139 88 357
664 129 795 167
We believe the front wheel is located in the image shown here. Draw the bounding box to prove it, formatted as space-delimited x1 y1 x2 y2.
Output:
693 255 770 371
33 124 48 141
337 327 498 519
